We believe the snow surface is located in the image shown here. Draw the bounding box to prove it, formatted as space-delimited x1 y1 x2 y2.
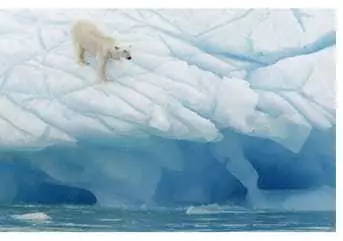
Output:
0 9 335 210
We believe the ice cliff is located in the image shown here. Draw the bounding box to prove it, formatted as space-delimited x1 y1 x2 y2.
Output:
0 9 335 210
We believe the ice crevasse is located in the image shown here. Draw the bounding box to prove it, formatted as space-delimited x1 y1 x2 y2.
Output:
0 9 336 210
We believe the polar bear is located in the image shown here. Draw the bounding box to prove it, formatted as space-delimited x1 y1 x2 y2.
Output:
71 19 132 82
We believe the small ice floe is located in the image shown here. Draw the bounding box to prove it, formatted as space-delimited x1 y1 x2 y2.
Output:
186 204 246 215
11 212 52 222
186 204 224 215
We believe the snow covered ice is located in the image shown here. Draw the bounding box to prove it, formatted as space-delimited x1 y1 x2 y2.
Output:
0 9 335 210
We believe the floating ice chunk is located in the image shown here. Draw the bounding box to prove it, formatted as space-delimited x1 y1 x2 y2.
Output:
11 212 52 222
186 204 245 215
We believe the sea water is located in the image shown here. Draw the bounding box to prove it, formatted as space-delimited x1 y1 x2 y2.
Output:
0 204 335 232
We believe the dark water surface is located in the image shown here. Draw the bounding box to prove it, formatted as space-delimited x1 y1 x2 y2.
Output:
0 204 335 232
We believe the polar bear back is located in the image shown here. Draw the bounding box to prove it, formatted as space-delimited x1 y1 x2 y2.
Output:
72 20 116 57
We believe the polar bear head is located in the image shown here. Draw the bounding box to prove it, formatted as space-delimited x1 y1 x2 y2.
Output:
110 45 132 60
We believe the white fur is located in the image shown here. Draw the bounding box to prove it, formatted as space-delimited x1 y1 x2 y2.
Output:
71 20 131 82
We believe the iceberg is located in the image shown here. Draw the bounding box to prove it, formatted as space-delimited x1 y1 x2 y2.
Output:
0 9 335 210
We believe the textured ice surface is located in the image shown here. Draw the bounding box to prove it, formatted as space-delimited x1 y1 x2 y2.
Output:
0 9 335 209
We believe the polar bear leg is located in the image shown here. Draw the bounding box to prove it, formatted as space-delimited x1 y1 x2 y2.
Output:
96 55 109 82
74 42 86 65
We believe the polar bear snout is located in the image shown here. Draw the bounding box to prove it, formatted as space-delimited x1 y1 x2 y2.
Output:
121 49 132 60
